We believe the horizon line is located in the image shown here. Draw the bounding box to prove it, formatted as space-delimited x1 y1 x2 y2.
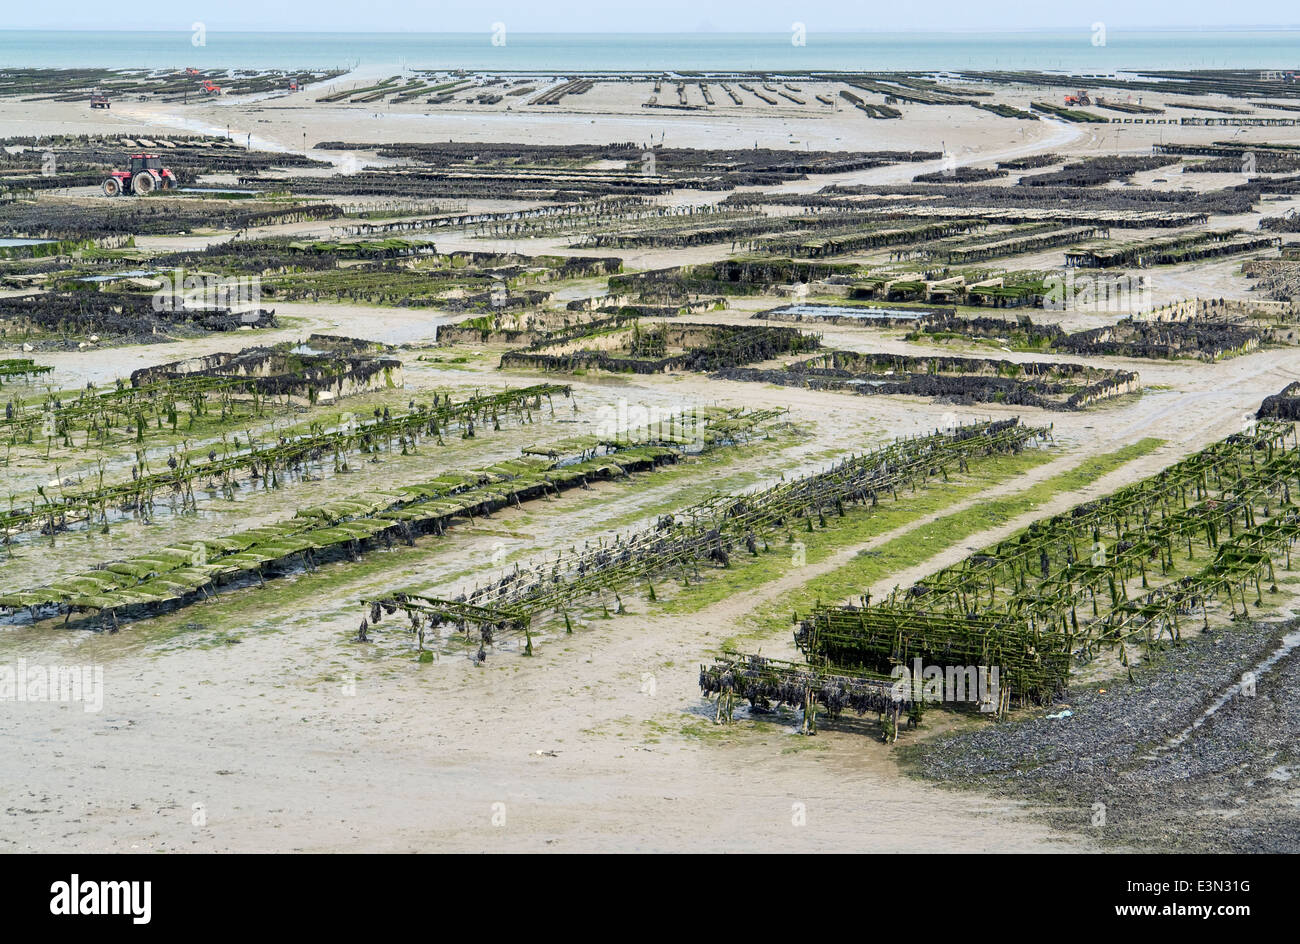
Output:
3 25 1300 34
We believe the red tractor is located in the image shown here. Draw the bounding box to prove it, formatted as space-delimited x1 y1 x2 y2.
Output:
101 154 177 197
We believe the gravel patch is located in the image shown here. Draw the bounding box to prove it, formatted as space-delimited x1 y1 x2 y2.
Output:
902 618 1300 852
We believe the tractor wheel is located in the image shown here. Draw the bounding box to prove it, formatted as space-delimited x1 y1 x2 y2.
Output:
159 176 173 191
132 172 155 195
101 177 121 197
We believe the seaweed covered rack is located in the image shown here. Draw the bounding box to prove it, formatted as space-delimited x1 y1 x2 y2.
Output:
129 335 402 404
700 652 919 737
500 320 820 375
713 349 1140 411
709 420 1300 740
0 382 569 540
0 406 765 628
360 419 1051 659
0 290 276 347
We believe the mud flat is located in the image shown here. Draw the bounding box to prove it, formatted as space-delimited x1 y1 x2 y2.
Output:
2 59 1300 855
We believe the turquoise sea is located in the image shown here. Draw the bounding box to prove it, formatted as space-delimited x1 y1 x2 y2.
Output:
0 29 1298 73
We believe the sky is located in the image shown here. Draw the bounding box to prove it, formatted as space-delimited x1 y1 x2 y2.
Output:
1 2 1296 33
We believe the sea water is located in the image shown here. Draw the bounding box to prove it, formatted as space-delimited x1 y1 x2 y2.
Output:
0 29 1298 72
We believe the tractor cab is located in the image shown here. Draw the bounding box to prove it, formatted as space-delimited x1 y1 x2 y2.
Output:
129 155 163 174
